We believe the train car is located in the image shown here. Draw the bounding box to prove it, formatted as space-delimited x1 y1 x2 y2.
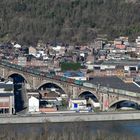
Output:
46 73 53 79
27 67 34 73
49 70 56 76
54 75 62 80
40 71 46 77
16 65 23 71
11 63 17 69
0 61 6 66
125 91 137 98
61 76 67 82
66 78 75 83
83 82 94 88
74 80 83 86
108 88 114 93
4 61 12 68
33 69 40 75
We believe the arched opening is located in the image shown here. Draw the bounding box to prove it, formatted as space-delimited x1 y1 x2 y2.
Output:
110 100 139 111
38 83 68 111
79 91 100 111
38 83 66 94
8 73 27 113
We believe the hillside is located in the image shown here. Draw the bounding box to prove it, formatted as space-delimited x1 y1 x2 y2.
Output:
0 0 140 45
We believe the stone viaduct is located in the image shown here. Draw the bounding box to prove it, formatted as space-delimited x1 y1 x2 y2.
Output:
0 62 140 111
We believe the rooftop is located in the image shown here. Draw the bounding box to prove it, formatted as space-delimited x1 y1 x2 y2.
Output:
102 60 140 66
0 93 14 96
89 76 140 93
0 83 13 89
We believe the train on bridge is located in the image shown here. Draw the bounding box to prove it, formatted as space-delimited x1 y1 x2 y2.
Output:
0 59 140 99
0 59 84 85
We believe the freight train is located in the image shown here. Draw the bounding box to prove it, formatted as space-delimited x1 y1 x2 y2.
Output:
1 60 140 98
0 59 84 85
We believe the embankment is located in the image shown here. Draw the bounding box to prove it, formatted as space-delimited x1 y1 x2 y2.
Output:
0 111 140 124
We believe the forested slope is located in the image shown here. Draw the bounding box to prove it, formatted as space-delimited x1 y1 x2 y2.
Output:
0 0 139 45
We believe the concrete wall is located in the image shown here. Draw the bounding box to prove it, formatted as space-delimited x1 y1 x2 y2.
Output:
1 112 140 124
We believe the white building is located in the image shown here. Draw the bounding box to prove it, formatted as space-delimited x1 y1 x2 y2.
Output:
69 99 88 111
13 43 21 49
28 96 39 112
52 45 62 51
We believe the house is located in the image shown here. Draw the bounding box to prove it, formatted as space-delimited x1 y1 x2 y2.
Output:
27 90 40 99
39 90 61 112
29 46 37 56
124 65 138 77
115 44 126 49
28 90 59 113
0 80 15 114
52 45 61 51
69 99 90 111
86 55 94 64
39 90 59 99
86 62 94 70
39 90 61 104
63 71 87 81
28 96 39 112
13 43 21 49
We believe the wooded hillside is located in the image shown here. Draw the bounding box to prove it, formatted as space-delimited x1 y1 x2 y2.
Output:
0 0 139 45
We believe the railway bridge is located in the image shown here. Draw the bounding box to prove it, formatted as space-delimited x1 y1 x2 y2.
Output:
0 60 140 111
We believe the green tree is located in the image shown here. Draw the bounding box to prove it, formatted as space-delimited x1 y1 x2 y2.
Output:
61 62 81 71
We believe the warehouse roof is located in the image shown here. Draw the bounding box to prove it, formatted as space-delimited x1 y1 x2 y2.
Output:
89 76 140 93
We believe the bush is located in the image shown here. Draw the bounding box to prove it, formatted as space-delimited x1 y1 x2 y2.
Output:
61 62 81 71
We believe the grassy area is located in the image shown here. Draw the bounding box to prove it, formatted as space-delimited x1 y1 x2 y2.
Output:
0 122 138 140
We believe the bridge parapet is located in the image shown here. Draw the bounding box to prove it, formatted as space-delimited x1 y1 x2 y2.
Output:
98 85 140 98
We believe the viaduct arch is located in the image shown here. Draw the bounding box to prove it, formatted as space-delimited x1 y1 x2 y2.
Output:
79 91 100 102
109 98 140 108
37 81 67 94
